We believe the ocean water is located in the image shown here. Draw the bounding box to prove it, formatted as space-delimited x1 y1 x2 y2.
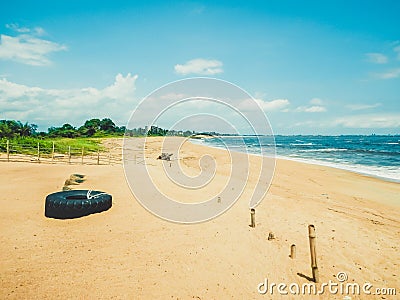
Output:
193 135 400 183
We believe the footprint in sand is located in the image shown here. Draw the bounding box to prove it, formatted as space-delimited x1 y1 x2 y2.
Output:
62 174 86 191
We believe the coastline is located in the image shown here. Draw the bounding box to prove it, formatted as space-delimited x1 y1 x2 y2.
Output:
190 137 400 184
1 136 399 299
275 155 400 184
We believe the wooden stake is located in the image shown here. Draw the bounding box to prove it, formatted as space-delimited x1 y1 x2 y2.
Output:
250 208 255 228
37 142 40 162
52 141 55 162
290 244 296 259
108 151 111 165
81 147 84 165
68 146 71 164
6 139 10 162
308 225 319 283
97 150 100 165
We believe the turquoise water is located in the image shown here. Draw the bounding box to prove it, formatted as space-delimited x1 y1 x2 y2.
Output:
194 135 400 182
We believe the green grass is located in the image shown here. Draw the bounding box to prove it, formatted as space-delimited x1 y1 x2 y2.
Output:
0 137 105 155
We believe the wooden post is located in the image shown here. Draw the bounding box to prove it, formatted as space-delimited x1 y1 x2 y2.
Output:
52 141 55 162
250 208 255 228
108 150 111 165
97 150 100 165
290 244 296 259
37 142 40 162
81 147 84 165
308 225 319 283
6 139 10 162
68 146 71 164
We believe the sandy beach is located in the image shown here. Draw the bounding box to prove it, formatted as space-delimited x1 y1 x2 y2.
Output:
1 137 399 299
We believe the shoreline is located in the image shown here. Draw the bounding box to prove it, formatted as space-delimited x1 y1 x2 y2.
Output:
275 155 400 184
190 138 400 184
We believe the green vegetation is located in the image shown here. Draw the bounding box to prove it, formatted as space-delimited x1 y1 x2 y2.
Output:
0 119 206 156
0 118 124 155
0 118 125 140
0 136 103 155
143 125 195 137
47 118 125 138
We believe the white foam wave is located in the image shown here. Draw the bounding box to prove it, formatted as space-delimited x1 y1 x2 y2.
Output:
290 143 314 146
298 148 348 153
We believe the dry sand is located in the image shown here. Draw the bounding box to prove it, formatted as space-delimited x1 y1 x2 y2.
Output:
0 137 399 299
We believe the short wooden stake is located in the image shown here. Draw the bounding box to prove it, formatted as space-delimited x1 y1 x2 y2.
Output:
37 142 40 162
68 146 71 164
108 151 111 164
308 225 319 283
250 208 255 228
81 147 84 165
6 139 10 162
97 150 100 165
52 141 55 162
290 244 296 259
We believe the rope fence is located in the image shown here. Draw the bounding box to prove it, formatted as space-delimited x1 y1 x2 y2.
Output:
0 140 124 165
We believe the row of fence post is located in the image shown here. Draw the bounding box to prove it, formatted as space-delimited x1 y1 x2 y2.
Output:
6 139 9 162
3 140 113 165
250 209 320 283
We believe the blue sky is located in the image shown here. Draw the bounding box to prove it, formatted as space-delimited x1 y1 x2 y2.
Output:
0 0 399 134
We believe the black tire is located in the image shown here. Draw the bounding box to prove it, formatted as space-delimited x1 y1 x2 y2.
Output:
45 190 112 219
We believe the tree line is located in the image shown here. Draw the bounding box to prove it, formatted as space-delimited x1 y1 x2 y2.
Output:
0 118 125 139
0 119 217 140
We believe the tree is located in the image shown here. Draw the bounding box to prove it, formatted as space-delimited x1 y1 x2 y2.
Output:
99 118 116 133
20 122 37 136
48 123 78 138
0 120 13 138
0 120 37 138
79 118 101 136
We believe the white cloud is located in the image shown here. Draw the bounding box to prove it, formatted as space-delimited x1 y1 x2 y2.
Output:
257 99 290 111
0 25 66 66
374 68 400 79
174 58 223 75
34 27 46 36
5 23 30 33
0 73 138 129
237 98 290 112
309 98 323 105
345 103 381 111
334 114 400 128
366 53 388 64
5 24 46 36
295 105 326 113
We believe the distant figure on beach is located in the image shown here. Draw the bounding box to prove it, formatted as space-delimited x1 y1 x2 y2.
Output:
157 153 173 161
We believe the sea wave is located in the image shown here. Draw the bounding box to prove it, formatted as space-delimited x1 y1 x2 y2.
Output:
290 143 314 146
298 148 348 153
193 135 400 182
